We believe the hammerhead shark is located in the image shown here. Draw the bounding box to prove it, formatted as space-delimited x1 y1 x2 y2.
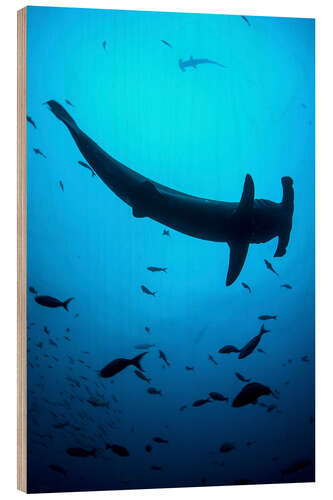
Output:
179 56 227 72
47 100 294 286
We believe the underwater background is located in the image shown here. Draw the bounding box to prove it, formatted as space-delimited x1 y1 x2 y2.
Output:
26 6 315 493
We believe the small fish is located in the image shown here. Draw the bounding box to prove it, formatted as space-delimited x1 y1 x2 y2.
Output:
145 444 152 453
33 148 47 159
161 39 172 48
301 355 310 363
59 180 64 192
35 295 74 311
235 372 251 383
65 99 74 107
64 336 70 341
105 444 130 457
152 437 168 444
147 387 162 396
219 345 240 354
49 338 57 347
185 366 194 371
78 160 95 177
102 40 106 51
220 442 235 453
281 284 292 289
208 354 218 365
241 15 251 27
238 325 270 359
134 369 151 384
179 405 187 411
192 398 211 407
145 326 150 333
100 352 147 378
87 398 109 409
74 313 79 318
158 349 170 366
43 326 49 334
257 348 266 354
162 229 170 236
66 447 96 458
135 343 155 349
241 282 251 293
264 259 279 276
232 382 273 408
152 465 163 471
27 115 37 128
258 315 277 321
281 459 312 477
209 392 228 402
29 286 37 294
48 464 66 476
53 421 69 429
141 285 156 296
147 266 167 273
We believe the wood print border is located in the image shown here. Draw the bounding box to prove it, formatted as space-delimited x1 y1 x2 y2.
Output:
17 7 27 493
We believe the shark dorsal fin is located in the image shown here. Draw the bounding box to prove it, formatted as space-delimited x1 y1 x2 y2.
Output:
226 175 255 286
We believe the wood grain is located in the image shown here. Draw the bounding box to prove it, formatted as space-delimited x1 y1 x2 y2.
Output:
17 6 27 493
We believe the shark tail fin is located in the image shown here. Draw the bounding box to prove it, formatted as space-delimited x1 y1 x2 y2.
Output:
131 352 148 372
62 297 74 311
46 100 79 132
226 174 254 286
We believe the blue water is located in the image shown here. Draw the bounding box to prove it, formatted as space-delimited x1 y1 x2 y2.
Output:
26 7 315 493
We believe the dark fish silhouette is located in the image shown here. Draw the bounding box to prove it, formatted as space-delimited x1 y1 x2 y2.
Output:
179 56 227 72
48 464 66 476
100 352 147 378
192 398 211 407
185 366 195 371
158 349 170 366
34 296 74 311
220 442 235 453
105 444 129 457
152 465 163 471
258 315 277 321
147 266 167 273
162 230 170 237
147 387 162 396
161 39 172 48
264 259 279 276
33 148 47 159
208 354 218 365
102 40 106 51
145 326 150 333
232 382 273 407
66 447 96 458
179 405 187 411
281 459 312 477
59 180 64 192
145 444 152 453
29 286 37 294
135 343 155 349
141 285 156 296
219 345 240 354
257 348 266 354
209 392 228 402
238 325 270 359
47 100 294 287
281 284 292 289
301 355 310 362
65 99 74 107
153 437 168 444
241 282 251 293
235 372 251 383
134 370 151 384
27 115 37 128
78 160 95 177
241 16 251 27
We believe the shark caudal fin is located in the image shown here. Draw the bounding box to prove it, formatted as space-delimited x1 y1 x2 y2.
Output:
274 177 294 257
46 100 79 132
226 175 254 286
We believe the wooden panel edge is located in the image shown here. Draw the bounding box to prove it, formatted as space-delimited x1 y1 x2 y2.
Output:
17 6 27 494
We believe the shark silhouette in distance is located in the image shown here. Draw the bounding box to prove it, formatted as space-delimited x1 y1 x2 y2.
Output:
47 100 294 286
179 56 227 72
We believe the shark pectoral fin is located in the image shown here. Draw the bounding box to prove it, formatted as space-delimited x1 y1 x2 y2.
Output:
132 181 164 218
226 240 250 286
